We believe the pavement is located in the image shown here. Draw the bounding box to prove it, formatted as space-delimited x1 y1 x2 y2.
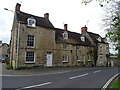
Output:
1 63 86 76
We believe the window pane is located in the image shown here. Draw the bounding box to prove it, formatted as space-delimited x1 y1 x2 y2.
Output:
26 52 34 62
27 35 34 47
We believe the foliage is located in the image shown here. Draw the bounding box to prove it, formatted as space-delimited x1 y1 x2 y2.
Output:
82 0 115 5
6 65 13 70
111 78 120 89
93 43 98 66
5 57 10 65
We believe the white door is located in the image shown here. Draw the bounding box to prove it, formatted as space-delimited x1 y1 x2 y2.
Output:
46 52 52 67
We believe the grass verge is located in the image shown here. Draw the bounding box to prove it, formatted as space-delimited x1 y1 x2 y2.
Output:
111 78 120 89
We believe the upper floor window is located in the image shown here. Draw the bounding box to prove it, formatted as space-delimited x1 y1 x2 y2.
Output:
26 51 35 62
63 55 68 62
81 36 85 41
27 18 36 27
63 43 68 50
27 35 34 47
106 47 109 54
63 31 68 39
76 45 80 50
100 47 102 54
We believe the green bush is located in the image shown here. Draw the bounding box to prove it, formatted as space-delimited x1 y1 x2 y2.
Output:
15 67 26 70
5 57 10 65
6 65 13 70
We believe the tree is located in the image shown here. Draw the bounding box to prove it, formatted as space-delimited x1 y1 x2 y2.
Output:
103 1 120 59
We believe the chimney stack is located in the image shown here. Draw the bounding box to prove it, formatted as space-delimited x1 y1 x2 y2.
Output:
44 13 49 20
81 25 87 34
15 3 21 12
64 24 68 31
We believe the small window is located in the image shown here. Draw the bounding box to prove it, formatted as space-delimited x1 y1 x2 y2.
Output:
82 55 85 64
81 36 85 41
26 52 35 62
106 47 109 54
100 47 102 54
63 31 68 39
63 55 68 62
63 43 68 50
27 35 34 47
76 45 80 50
27 18 36 27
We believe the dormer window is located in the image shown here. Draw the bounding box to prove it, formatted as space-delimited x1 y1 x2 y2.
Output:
97 37 101 42
81 36 85 41
63 31 68 39
27 17 36 27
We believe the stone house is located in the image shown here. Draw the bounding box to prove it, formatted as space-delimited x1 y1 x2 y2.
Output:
10 3 109 69
0 41 9 57
10 3 95 69
81 26 110 67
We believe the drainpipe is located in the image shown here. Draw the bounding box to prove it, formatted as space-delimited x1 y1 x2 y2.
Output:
16 21 20 69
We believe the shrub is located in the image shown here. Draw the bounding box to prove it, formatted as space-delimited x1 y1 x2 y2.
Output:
6 65 13 70
5 57 10 65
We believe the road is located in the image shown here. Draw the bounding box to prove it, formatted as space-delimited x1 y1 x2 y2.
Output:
2 67 119 89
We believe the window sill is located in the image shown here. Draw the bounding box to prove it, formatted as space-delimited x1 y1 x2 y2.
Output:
25 61 35 64
62 61 68 63
27 46 35 49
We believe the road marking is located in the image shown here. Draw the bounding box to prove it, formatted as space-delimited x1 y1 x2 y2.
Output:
93 70 101 73
101 73 120 90
17 82 52 90
69 73 89 80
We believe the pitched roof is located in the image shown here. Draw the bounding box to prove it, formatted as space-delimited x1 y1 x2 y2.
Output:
16 11 54 29
0 43 9 48
87 32 108 44
55 28 92 46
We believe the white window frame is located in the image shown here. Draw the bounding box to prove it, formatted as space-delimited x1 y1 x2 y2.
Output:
81 36 85 41
63 31 68 39
27 18 36 27
27 35 35 48
25 51 35 63
63 43 68 50
63 55 68 62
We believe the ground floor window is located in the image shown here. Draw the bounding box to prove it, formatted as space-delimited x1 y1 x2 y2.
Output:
82 55 85 64
63 55 68 62
26 52 35 62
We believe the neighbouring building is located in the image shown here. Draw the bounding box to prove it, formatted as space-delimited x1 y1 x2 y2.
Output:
0 40 9 58
10 3 109 69
81 26 110 67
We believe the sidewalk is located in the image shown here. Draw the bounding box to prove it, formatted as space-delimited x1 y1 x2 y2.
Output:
1 63 85 76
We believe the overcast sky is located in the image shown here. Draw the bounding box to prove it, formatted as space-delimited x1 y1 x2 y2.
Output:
0 0 108 43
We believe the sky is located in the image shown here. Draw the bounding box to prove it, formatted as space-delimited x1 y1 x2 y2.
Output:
0 0 117 53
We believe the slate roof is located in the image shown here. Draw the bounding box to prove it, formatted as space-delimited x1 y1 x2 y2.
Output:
87 32 108 44
55 28 92 46
16 11 54 29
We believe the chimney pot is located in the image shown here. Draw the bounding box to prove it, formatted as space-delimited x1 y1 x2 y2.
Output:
44 13 49 20
15 3 21 12
81 25 87 34
64 24 68 31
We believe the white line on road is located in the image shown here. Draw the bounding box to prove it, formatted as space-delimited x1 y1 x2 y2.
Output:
69 73 89 80
16 82 52 90
93 70 101 73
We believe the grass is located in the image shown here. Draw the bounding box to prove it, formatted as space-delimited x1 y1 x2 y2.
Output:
111 78 120 89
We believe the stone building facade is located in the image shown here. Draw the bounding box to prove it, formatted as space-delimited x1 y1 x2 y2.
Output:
0 41 9 57
10 3 109 69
